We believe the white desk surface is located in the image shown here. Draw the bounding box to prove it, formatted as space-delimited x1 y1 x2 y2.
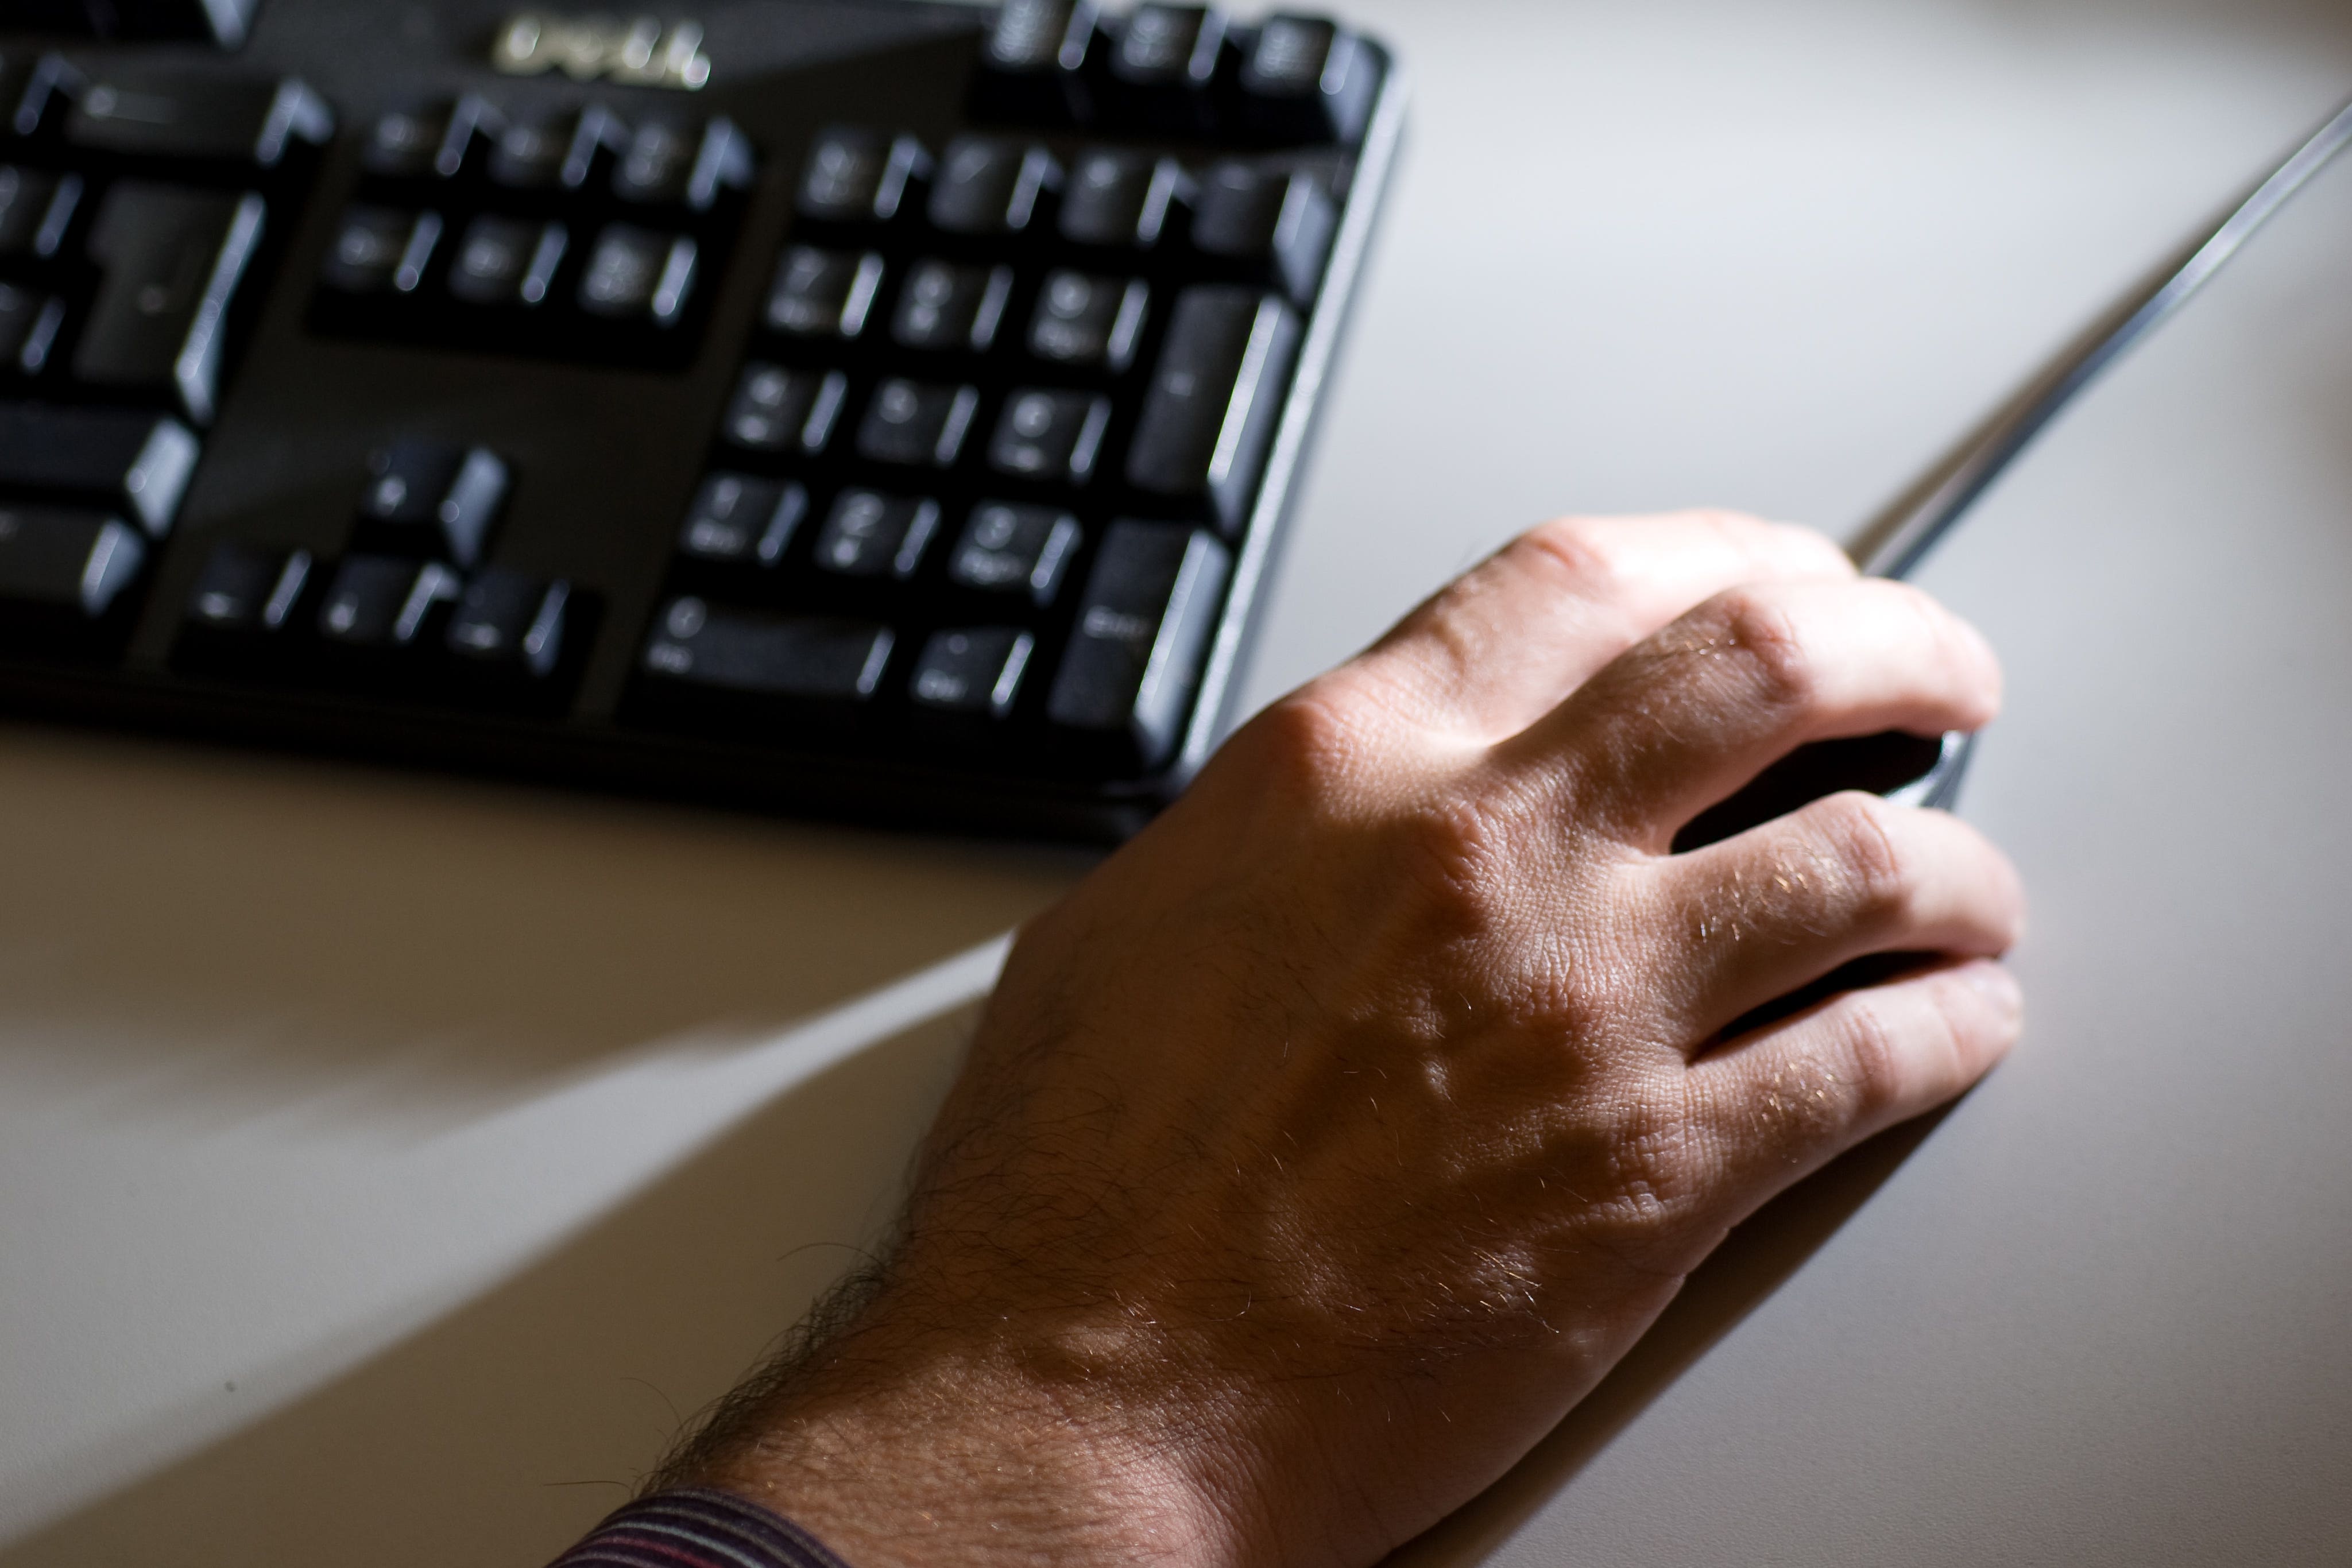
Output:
6 2 2352 1563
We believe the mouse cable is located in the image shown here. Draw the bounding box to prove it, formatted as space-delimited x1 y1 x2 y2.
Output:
1851 91 2352 582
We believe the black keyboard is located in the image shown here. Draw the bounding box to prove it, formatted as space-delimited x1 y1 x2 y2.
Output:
0 0 1401 839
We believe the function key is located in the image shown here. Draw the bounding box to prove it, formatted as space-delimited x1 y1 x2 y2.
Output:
446 569 570 679
949 502 1081 604
0 403 199 536
0 504 145 619
678 473 807 565
65 72 333 167
1125 285 1301 534
363 101 451 179
970 0 1102 126
891 260 1014 353
489 106 608 190
857 379 980 469
1059 149 1187 248
927 137 1061 235
184 542 310 633
1046 518 1230 768
1108 5 1234 131
448 216 567 308
722 364 847 455
764 246 884 339
0 166 79 259
797 128 930 224
1236 15 1378 146
77 184 266 424
358 440 509 566
612 119 693 203
318 555 461 648
988 389 1111 485
320 206 420 293
1192 161 1336 303
640 596 895 703
578 224 697 324
37 0 257 47
811 490 940 579
1028 272 1148 371
0 285 65 375
910 628 1034 718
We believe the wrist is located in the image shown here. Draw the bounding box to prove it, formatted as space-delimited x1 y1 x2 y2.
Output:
684 1306 1264 1568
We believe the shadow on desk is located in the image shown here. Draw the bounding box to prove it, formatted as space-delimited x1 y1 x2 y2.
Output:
0 1004 982 1568
0 727 1084 1117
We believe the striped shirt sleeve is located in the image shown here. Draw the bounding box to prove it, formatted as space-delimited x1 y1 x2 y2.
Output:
548 1488 853 1568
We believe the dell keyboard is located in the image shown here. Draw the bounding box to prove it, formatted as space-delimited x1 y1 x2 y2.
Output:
0 0 1402 838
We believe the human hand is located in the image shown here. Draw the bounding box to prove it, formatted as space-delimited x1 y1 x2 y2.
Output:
667 510 2025 1567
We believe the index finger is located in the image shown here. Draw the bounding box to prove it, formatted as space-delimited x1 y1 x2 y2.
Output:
1340 511 1855 746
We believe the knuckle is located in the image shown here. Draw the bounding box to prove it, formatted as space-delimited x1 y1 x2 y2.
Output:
1808 791 1916 930
1225 686 1379 807
1393 780 1538 936
1831 994 1910 1121
1519 516 1636 598
1700 586 1819 712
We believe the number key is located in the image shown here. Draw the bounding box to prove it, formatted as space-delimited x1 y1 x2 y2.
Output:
989 389 1112 484
950 502 1081 603
1030 272 1148 370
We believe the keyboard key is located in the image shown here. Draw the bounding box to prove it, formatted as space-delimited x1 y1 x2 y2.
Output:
927 137 1059 234
970 0 1100 125
363 100 451 178
447 215 536 304
682 119 756 211
989 389 1111 483
0 505 145 617
359 440 509 566
0 165 76 258
765 246 884 339
0 286 66 375
812 489 940 578
0 404 199 536
722 364 846 454
66 72 332 167
641 596 894 701
1046 519 1230 766
1192 162 1337 303
857 379 980 467
1110 3 1231 130
488 114 567 188
447 569 569 678
1028 272 1148 369
797 128 929 223
1125 285 1301 533
891 260 1015 352
318 555 461 646
612 119 694 203
10 55 86 141
578 224 696 324
949 502 1080 603
319 206 418 293
184 543 310 632
1059 149 1187 247
678 473 807 564
911 628 1034 717
431 94 505 179
1237 16 1378 145
76 183 266 423
1113 4 1228 87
